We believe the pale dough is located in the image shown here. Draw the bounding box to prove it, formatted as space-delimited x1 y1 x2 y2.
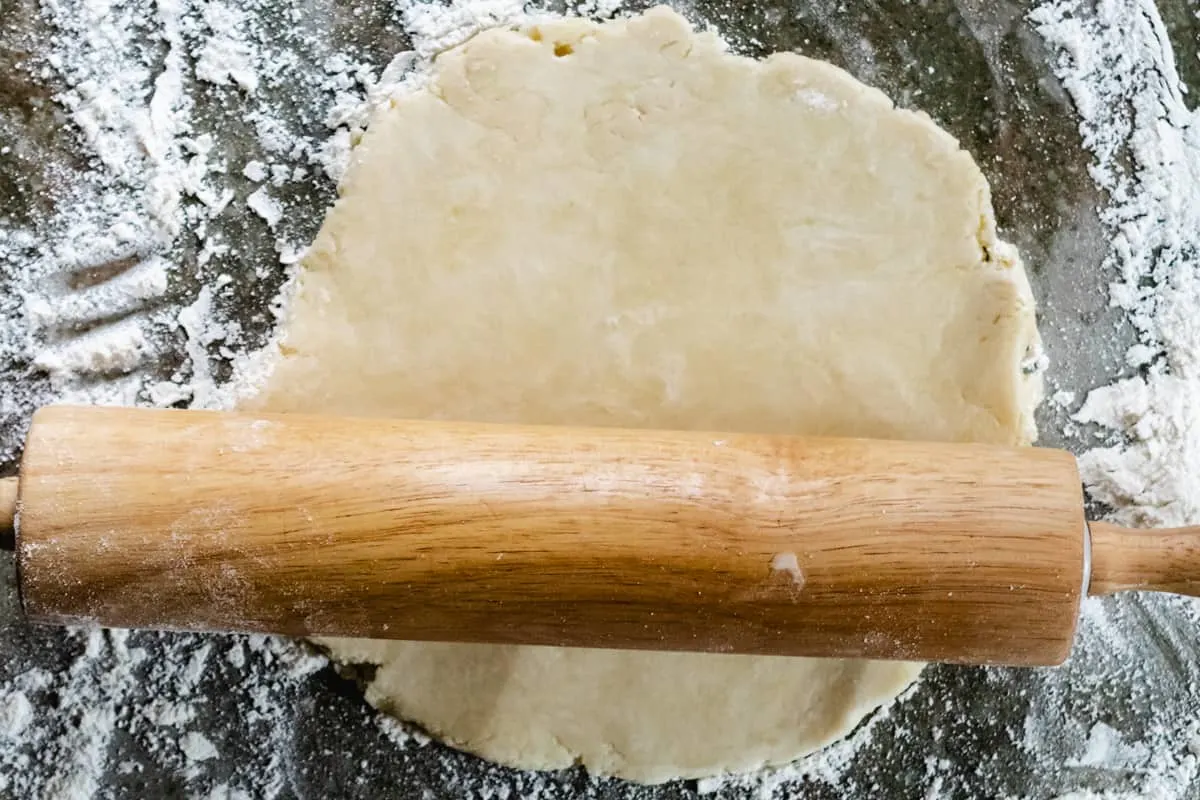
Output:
245 7 1042 783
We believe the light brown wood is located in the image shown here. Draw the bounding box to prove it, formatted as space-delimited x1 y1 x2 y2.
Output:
1088 520 1200 597
0 477 16 528
15 405 1088 666
0 477 16 546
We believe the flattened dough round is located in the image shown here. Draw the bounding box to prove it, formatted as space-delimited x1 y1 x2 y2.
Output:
246 7 1042 784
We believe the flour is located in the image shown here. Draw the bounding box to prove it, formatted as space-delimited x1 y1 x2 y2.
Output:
194 2 261 93
246 186 282 229
1020 1 1200 796
0 691 33 739
0 0 406 793
1074 375 1200 527
0 0 421 429
242 160 268 183
25 256 170 332
1032 0 1200 529
33 318 150 380
402 0 532 57
0 622 329 798
180 731 220 762
1063 721 1148 769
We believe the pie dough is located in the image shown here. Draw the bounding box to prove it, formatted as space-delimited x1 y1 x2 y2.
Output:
244 7 1042 783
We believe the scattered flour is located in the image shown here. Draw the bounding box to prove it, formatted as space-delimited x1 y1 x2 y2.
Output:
402 0 532 58
0 691 33 739
194 2 261 93
1014 1 1200 797
1032 0 1200 530
246 186 282 229
0 0 440 794
242 160 269 183
0 624 328 798
1074 375 1200 527
180 730 219 762
1063 721 1148 769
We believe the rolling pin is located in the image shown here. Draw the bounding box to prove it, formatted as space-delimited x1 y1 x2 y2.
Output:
1 405 1197 667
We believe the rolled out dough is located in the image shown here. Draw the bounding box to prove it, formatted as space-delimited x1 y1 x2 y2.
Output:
245 7 1042 784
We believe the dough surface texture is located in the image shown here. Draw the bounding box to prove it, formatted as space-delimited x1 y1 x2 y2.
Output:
246 7 1042 783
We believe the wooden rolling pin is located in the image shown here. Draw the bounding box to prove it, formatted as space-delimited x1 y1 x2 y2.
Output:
1 405 1197 667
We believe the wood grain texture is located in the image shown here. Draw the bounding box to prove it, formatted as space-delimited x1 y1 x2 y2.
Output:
1089 520 1200 597
16 405 1088 665
0 477 16 530
0 476 16 550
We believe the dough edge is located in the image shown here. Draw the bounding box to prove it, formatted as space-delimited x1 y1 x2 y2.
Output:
246 6 1044 785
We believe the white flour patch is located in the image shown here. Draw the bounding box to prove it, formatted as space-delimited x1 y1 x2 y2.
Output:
246 186 283 229
770 551 805 587
0 626 327 798
0 692 33 739
1074 374 1200 527
0 0 397 793
402 0 532 58
181 730 219 762
194 2 261 93
1032 0 1200 529
1024 1 1200 797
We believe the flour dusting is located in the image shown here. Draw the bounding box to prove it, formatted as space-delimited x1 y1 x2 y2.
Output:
1032 0 1200 531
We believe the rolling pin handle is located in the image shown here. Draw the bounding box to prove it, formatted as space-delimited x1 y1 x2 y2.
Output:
1088 520 1200 598
0 476 16 551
